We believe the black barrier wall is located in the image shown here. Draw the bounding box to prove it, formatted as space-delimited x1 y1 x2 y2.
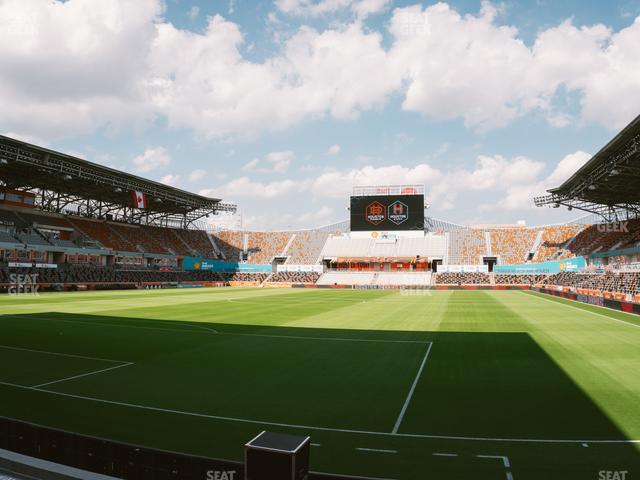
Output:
532 287 640 315
0 417 371 480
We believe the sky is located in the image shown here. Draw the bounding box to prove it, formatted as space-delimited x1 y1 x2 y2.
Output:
0 0 639 230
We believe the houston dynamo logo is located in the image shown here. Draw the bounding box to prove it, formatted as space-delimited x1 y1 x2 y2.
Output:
366 201 385 225
388 201 409 225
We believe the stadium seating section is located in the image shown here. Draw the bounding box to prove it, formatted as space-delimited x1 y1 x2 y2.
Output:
534 225 584 262
268 271 321 283
3 205 640 300
213 230 290 263
494 274 547 284
285 230 332 264
542 271 640 295
434 272 490 285
490 228 539 264
447 229 486 265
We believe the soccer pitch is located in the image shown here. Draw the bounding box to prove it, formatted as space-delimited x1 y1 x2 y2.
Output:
0 288 638 479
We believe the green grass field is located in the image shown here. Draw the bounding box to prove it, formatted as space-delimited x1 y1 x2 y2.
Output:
0 287 638 479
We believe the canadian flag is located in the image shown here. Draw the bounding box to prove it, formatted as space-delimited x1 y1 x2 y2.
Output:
133 191 146 209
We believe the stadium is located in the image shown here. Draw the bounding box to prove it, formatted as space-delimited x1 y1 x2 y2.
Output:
0 110 639 480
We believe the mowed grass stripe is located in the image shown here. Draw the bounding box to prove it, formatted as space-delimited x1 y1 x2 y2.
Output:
494 290 640 439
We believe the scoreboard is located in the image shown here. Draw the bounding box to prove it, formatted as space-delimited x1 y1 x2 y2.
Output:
350 194 424 232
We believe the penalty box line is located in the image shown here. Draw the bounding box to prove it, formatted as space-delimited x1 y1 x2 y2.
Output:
0 344 134 389
31 362 134 389
392 342 433 434
0 314 430 345
0 380 638 444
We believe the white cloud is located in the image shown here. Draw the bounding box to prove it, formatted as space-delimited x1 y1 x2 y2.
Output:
545 150 591 186
242 159 260 172
132 146 171 173
1 131 48 146
533 18 640 129
312 163 443 199
484 150 591 211
0 0 161 138
299 205 334 223
326 144 341 155
456 155 545 191
203 176 305 199
0 1 638 141
187 6 200 20
389 3 535 130
275 0 390 19
243 151 295 173
265 151 295 173
310 154 552 212
188 169 208 182
160 173 180 186
147 16 398 139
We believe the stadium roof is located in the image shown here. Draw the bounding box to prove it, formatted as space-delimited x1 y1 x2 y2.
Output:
535 114 640 220
0 135 235 226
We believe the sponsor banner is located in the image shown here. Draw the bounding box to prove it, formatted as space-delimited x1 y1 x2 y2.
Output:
276 264 323 273
229 281 260 287
183 257 271 273
614 262 640 273
8 262 57 269
438 265 489 273
264 282 293 288
494 257 586 274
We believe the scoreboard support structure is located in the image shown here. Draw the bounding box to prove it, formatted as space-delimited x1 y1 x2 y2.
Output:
244 431 310 480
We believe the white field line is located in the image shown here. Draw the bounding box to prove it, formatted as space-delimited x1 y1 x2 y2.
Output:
223 332 429 345
524 292 640 329
309 471 397 480
0 314 427 344
0 314 216 336
32 362 134 389
392 342 433 434
476 454 511 468
0 380 638 444
506 472 514 480
0 344 128 364
355 447 397 454
432 452 458 457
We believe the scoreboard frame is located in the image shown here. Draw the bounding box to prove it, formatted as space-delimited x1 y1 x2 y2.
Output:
350 193 425 232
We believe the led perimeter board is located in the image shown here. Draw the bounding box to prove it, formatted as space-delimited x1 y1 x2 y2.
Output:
350 194 425 231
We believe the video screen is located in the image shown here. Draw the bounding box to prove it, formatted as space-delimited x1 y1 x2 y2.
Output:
350 194 424 231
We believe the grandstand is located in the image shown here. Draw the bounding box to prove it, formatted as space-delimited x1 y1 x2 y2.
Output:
4 128 636 297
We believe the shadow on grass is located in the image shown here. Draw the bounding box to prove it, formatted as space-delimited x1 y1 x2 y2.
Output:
0 311 637 479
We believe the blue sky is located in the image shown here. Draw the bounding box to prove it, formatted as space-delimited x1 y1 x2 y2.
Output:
1 0 639 230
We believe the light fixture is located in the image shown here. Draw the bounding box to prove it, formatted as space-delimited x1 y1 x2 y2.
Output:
609 168 620 176
588 184 597 190
0 159 7 165
63 174 72 180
